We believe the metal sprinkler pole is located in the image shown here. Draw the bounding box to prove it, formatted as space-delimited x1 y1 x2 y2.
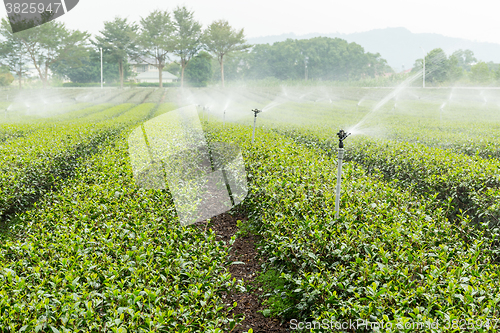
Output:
335 129 350 219
251 109 262 143
223 109 226 126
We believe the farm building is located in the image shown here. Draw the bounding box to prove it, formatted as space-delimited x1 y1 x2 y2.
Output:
130 58 178 83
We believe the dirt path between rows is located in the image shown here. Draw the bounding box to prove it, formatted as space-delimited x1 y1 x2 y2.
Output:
205 213 289 333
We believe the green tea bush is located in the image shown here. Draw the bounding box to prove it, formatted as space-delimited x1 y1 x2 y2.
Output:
0 134 240 332
277 128 500 229
206 122 500 331
0 104 153 223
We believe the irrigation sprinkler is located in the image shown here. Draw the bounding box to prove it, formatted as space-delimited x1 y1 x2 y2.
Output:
251 108 262 144
205 106 211 122
335 129 351 219
201 106 207 121
223 109 226 127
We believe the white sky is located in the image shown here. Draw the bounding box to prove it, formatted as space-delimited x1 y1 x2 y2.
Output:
1 0 499 45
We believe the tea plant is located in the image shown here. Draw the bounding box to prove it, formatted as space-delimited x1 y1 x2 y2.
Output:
205 121 500 331
0 133 240 332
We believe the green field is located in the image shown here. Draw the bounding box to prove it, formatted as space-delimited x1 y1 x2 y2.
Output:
1 87 500 332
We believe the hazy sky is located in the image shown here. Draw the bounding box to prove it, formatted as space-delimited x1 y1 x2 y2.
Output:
1 0 499 44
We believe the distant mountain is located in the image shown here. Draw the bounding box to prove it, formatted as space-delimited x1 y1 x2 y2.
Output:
247 28 500 72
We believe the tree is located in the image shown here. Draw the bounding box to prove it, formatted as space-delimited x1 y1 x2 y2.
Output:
447 54 464 82
185 51 211 87
95 17 138 89
0 18 29 89
412 58 423 74
50 47 128 83
0 66 14 86
14 20 89 88
137 10 175 88
424 48 449 83
264 39 302 80
172 6 202 88
243 37 390 81
203 20 250 87
244 44 273 80
211 50 249 81
451 49 476 72
470 62 491 83
165 61 181 76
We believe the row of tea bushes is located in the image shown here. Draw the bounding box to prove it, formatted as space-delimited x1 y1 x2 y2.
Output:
0 103 101 139
206 122 500 331
272 126 500 229
0 103 154 222
0 127 240 332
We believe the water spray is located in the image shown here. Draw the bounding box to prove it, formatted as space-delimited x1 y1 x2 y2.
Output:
335 129 350 219
251 108 262 144
202 106 211 122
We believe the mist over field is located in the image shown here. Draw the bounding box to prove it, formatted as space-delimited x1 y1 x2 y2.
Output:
1 2 500 331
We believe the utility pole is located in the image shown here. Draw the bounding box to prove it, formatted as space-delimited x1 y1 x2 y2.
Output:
420 47 425 88
100 47 103 89
304 56 308 81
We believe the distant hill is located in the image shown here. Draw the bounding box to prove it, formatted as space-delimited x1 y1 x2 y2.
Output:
247 28 500 72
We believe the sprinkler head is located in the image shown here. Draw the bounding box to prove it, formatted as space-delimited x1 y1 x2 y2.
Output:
337 129 351 149
252 108 262 117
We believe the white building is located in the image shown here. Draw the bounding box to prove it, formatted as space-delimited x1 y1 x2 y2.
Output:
129 58 178 83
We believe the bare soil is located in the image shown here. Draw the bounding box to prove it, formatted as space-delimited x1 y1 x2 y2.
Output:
205 213 290 333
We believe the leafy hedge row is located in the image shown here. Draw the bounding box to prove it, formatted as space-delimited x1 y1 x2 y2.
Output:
0 103 152 223
127 89 155 104
272 127 500 230
206 122 500 331
144 88 166 104
0 104 108 147
248 96 500 160
0 129 240 332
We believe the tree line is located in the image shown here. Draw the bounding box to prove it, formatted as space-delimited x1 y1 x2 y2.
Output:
219 37 392 82
0 6 248 88
4 6 500 89
412 48 500 85
13 6 500 88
